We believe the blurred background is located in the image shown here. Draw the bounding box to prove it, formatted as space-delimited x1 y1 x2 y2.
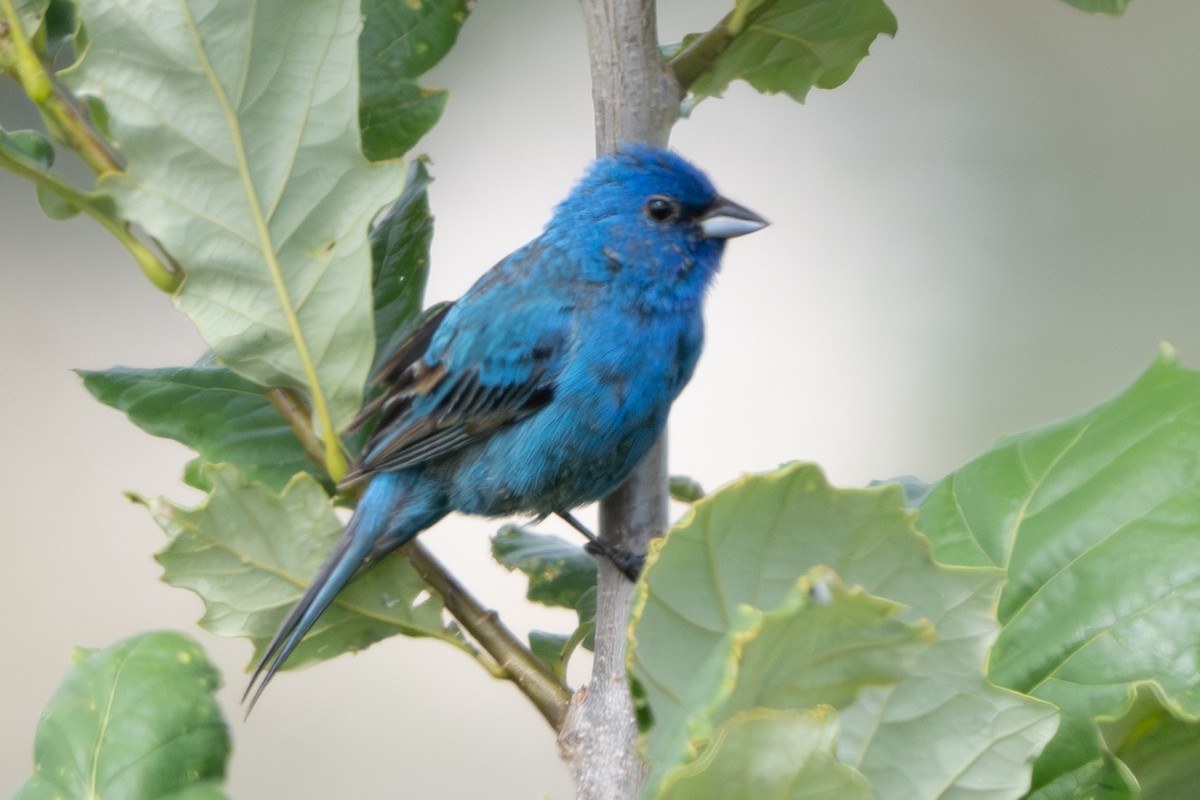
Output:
2 0 1197 796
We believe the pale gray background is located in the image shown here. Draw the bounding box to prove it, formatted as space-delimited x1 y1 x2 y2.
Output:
2 0 1197 797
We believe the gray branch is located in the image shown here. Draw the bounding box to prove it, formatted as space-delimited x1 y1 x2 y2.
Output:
559 1 682 797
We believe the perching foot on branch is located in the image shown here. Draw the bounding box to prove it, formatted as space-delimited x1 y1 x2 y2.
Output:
557 511 645 581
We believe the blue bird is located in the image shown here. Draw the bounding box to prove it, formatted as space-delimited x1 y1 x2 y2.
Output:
244 144 767 709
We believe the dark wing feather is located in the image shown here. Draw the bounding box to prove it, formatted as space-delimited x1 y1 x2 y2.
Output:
341 296 568 487
346 302 455 435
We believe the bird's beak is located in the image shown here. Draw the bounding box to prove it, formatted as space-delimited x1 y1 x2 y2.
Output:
699 197 769 239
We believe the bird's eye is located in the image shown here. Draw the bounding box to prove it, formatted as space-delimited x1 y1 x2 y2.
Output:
644 195 680 222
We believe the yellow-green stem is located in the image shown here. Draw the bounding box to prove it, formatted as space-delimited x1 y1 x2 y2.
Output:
0 0 50 100
0 0 122 175
0 146 180 291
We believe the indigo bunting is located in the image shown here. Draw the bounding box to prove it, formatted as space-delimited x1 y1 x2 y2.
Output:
245 144 766 708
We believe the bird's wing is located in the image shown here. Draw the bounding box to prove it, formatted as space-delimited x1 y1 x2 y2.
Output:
341 287 572 486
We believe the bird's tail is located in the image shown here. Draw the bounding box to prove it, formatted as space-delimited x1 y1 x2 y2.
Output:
242 472 437 714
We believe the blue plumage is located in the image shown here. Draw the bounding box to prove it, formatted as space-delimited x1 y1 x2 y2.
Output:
244 145 766 709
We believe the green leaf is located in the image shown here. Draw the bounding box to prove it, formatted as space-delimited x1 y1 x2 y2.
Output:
1099 684 1200 800
14 632 230 800
10 0 76 58
632 463 1058 799
656 709 872 800
80 365 323 494
358 0 470 161
491 524 597 610
140 464 460 671
638 565 931 794
675 0 897 105
719 573 932 715
918 347 1200 791
0 128 55 168
529 630 571 679
491 525 597 668
1023 761 1132 800
34 182 81 219
369 157 436 373
489 525 597 662
1058 0 1131 14
11 0 49 40
669 474 705 503
361 81 447 164
0 128 74 217
38 0 79 58
183 457 214 492
66 0 407 434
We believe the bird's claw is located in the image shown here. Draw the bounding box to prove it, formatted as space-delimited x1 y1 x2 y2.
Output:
584 540 644 581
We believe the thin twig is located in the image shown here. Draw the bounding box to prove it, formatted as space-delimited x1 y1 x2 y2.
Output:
265 387 329 468
0 144 180 291
404 541 571 729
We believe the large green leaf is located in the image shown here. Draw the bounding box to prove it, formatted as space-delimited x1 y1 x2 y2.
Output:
140 464 459 672
918 348 1200 791
358 0 470 161
14 632 229 800
640 569 932 796
80 364 320 494
66 0 406 434
657 709 872 800
79 160 437 492
631 464 1057 799
672 0 897 105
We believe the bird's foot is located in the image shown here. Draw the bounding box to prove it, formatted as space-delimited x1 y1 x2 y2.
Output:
556 511 644 581
583 540 644 581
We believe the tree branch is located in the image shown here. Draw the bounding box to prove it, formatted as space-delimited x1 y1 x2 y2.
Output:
404 542 571 729
580 0 680 153
265 387 335 468
565 1 681 796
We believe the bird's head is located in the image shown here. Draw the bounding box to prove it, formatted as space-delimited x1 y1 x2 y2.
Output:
548 144 767 312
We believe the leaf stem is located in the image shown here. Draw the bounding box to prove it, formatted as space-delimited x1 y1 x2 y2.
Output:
669 10 736 91
265 387 328 468
0 0 176 292
668 1 780 92
0 144 180 291
0 0 123 175
404 541 571 729
0 0 51 100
